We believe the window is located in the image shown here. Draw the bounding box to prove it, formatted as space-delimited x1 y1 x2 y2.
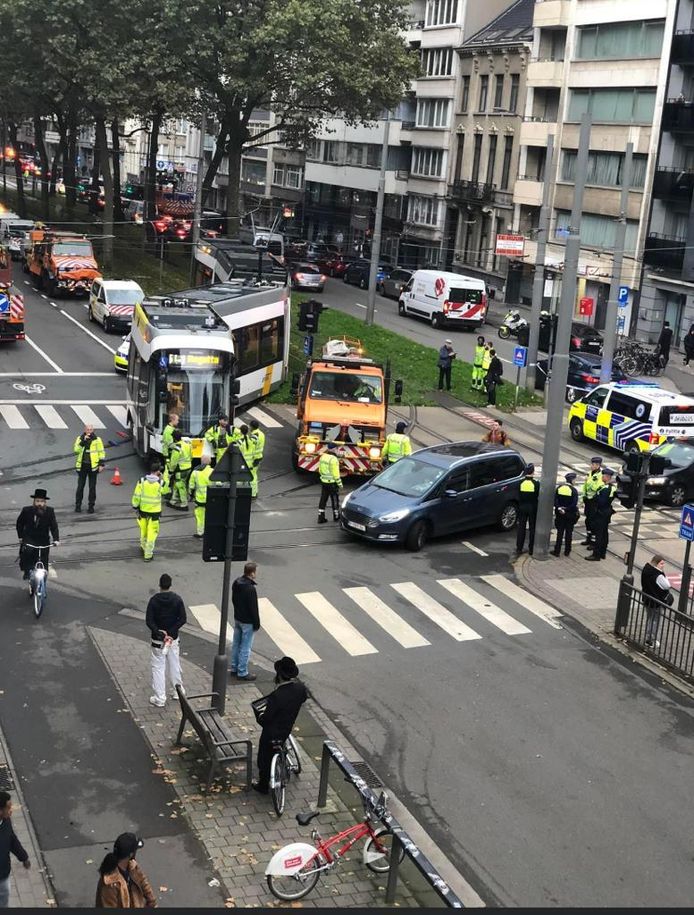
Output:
421 47 454 76
366 144 382 167
478 75 488 112
561 150 647 188
346 143 366 166
416 98 450 128
605 391 647 419
323 141 338 163
412 147 445 178
241 160 266 186
247 121 270 146
493 455 524 481
443 468 470 494
471 134 483 182
567 88 656 124
285 166 303 188
554 210 639 251
233 317 284 374
486 134 497 184
501 135 513 188
425 0 459 27
577 20 665 59
407 194 440 226
494 74 504 110
305 140 321 160
272 164 284 185
468 459 497 489
509 74 520 113
461 75 470 112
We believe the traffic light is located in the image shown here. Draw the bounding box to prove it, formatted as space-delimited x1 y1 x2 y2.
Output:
298 299 322 333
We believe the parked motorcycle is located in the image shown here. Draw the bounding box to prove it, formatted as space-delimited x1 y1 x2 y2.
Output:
498 308 529 340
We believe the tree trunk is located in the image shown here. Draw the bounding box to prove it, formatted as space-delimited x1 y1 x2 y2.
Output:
9 123 27 218
89 136 101 217
145 109 162 223
63 107 78 213
94 117 114 269
225 133 243 239
33 113 51 220
111 118 124 222
49 144 61 196
202 117 230 210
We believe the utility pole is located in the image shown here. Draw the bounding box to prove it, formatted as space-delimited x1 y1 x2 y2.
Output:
525 134 554 392
365 112 391 326
190 112 207 285
600 143 633 383
534 114 591 557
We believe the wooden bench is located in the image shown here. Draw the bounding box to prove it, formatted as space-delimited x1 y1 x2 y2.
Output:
175 687 252 789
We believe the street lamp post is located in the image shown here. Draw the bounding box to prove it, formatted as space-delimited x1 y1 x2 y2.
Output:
365 112 391 326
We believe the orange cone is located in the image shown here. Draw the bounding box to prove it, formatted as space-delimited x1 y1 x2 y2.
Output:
110 467 123 486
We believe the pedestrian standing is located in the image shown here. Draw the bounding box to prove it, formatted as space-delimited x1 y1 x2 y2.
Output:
382 421 412 464
229 561 260 682
253 657 308 796
437 339 456 391
0 792 30 909
74 424 105 513
585 468 616 561
552 472 579 557
656 321 673 366
485 349 503 406
167 430 192 511
641 555 673 649
95 833 156 908
471 336 486 391
146 573 186 708
204 414 238 464
250 419 265 497
481 342 492 388
580 457 603 547
188 455 213 538
515 464 539 556
317 442 343 523
160 412 179 502
131 463 163 562
683 325 694 366
238 424 258 498
482 420 509 446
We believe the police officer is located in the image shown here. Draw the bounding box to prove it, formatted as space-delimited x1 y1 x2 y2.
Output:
585 468 616 561
131 463 163 561
317 442 342 524
238 424 258 498
249 419 265 497
382 421 412 464
73 423 105 513
472 336 486 391
552 472 579 557
188 454 213 538
581 456 603 546
167 429 193 510
516 464 539 556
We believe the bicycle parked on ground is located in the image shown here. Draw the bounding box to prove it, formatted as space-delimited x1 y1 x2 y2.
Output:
269 735 302 817
265 790 404 901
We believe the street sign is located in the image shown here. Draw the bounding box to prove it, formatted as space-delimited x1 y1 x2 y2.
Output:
679 503 694 541
513 345 527 368
495 234 525 257
303 334 314 356
618 285 629 307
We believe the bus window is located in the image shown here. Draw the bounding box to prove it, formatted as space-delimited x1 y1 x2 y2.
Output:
234 325 260 373
260 319 281 365
156 350 231 436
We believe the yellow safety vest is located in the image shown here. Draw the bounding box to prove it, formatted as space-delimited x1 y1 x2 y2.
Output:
73 435 105 471
582 469 603 501
473 345 486 368
169 440 193 472
520 478 537 494
205 424 231 451
251 428 266 462
556 483 573 498
189 464 214 504
382 433 412 463
162 424 176 458
132 476 162 514
319 452 342 485
482 350 492 371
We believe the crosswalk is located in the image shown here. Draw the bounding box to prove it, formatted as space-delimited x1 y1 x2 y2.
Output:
189 575 563 666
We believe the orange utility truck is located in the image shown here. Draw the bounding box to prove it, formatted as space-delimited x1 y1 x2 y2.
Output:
25 227 101 297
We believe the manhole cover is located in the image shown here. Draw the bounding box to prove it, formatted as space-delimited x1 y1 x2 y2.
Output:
0 766 15 792
349 760 382 788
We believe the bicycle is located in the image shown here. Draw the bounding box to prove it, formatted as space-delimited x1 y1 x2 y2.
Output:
23 543 54 619
270 734 302 817
265 791 404 901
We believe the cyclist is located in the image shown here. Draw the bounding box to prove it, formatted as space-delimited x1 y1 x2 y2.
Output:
253 656 307 796
15 488 60 584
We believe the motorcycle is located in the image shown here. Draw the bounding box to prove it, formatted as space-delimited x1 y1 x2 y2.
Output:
498 308 528 340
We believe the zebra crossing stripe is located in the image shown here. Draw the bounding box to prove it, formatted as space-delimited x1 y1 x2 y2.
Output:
0 405 29 429
482 575 563 629
34 404 69 429
189 603 230 639
295 591 378 656
390 582 481 642
258 598 321 665
106 405 129 426
437 578 531 636
343 586 430 648
246 406 283 429
70 405 106 428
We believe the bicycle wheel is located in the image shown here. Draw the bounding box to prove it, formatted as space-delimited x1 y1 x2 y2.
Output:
270 752 286 817
33 581 45 619
364 828 405 874
266 857 321 901
286 734 302 775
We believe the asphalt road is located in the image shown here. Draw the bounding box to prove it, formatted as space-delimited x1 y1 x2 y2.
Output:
2 277 694 906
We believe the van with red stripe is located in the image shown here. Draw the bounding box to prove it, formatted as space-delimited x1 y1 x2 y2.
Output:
398 270 487 330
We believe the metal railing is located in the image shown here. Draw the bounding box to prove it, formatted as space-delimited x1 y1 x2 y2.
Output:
317 740 464 908
615 582 694 684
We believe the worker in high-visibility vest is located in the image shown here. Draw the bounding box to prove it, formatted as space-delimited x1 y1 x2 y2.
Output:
249 419 265 498
160 412 179 501
73 423 106 513
472 336 486 391
168 429 193 510
237 424 259 497
481 342 492 392
132 464 163 561
188 455 213 538
381 421 412 464
204 414 240 463
317 442 343 524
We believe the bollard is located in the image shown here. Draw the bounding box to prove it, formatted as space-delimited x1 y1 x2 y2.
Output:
317 742 331 808
614 578 631 635
385 831 403 904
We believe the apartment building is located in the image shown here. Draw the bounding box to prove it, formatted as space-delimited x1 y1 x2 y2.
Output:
505 0 677 340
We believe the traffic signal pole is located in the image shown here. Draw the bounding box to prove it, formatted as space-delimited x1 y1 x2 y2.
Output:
525 134 554 393
365 113 390 327
190 111 207 285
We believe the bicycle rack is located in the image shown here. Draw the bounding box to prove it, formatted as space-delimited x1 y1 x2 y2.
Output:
316 740 464 908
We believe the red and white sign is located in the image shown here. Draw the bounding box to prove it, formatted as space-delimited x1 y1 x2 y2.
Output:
495 234 525 257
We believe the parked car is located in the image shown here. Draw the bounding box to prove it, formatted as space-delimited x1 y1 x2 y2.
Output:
535 353 628 403
378 268 413 300
340 442 525 551
114 334 130 373
89 279 145 333
290 262 326 292
538 316 604 355
617 438 694 507
343 259 389 289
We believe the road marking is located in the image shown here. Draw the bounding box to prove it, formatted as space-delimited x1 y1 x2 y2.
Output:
246 405 283 429
462 541 488 556
70 404 106 428
482 575 563 629
0 373 115 377
59 308 117 354
34 404 69 429
0 399 127 405
295 591 378 656
391 582 481 641
24 335 64 373
40 293 47 299
438 578 531 636
50 302 57 308
258 598 321 664
0 405 29 429
106 404 129 426
189 603 231 639
343 587 430 648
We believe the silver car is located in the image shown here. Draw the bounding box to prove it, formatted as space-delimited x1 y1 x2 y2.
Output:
378 267 413 300
291 262 326 292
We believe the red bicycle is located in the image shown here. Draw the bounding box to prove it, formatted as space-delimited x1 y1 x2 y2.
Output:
265 791 403 900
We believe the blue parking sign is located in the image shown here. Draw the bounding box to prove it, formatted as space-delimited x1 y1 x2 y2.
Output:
513 346 527 368
618 286 629 306
680 503 694 541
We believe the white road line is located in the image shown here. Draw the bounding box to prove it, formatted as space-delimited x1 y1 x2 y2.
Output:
258 598 321 665
0 372 114 377
438 578 531 636
106 405 129 426
34 404 68 429
482 575 563 630
188 603 230 639
246 405 283 429
0 405 29 429
59 308 116 354
50 302 57 309
70 404 106 428
24 335 64 373
462 541 488 557
343 587 430 649
40 293 47 299
295 591 378 656
391 582 481 642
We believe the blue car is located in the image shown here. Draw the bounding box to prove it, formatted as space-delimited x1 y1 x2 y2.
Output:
340 442 525 551
342 259 390 289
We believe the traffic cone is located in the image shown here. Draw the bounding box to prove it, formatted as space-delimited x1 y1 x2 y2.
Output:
110 467 123 486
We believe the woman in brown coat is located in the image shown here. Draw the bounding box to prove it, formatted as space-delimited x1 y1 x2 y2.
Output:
95 833 157 908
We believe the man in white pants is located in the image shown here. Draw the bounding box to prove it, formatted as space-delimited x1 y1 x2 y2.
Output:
146 573 187 707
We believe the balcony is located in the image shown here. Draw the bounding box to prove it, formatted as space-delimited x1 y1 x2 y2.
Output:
514 177 544 207
450 180 496 204
662 100 694 133
527 59 564 89
643 233 685 272
652 166 694 202
520 119 553 146
534 0 572 28
672 30 694 66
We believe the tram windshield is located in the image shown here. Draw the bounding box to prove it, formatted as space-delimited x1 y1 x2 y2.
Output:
155 349 232 435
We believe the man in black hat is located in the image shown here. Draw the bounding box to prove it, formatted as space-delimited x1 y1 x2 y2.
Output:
515 464 539 556
552 472 579 557
581 456 603 547
253 657 308 795
15 489 60 581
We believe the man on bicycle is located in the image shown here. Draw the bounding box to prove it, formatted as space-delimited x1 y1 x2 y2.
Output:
253 657 307 795
15 488 60 581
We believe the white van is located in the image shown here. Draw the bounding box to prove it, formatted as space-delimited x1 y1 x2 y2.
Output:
238 224 284 258
398 270 487 329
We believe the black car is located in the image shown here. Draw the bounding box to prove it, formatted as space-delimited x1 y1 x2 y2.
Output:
343 259 389 289
535 353 628 403
538 316 603 355
618 439 694 507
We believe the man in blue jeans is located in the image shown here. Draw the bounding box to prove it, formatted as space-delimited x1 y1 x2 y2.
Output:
229 561 260 682
0 792 30 908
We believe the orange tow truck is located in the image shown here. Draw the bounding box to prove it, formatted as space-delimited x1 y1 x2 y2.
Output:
293 338 396 475
25 227 101 297
0 244 25 342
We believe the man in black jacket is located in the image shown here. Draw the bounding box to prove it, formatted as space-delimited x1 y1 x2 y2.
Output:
485 349 503 406
641 555 672 648
15 489 60 581
229 562 260 682
0 792 30 908
146 573 187 708
253 656 308 795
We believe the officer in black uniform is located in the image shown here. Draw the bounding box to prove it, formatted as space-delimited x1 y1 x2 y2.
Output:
552 472 579 557
516 464 539 556
585 468 616 561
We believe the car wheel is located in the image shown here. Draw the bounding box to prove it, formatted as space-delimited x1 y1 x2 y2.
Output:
359 276 367 290
431 313 441 328
405 520 429 552
343 273 350 284
498 502 518 532
104 316 113 333
669 484 687 507
88 305 96 323
398 301 406 316
569 418 584 442
566 387 578 404
625 440 642 455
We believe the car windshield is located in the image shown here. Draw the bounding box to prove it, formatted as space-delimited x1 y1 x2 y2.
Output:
108 289 142 305
374 457 446 496
53 241 93 256
157 350 231 435
653 441 694 468
309 371 383 403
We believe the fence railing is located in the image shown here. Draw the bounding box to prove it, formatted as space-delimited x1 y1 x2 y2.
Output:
614 581 694 684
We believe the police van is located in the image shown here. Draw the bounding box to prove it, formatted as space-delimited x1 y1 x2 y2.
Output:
568 382 694 453
398 270 487 329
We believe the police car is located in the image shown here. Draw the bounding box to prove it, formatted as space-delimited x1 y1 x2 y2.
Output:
568 383 694 453
114 334 130 373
